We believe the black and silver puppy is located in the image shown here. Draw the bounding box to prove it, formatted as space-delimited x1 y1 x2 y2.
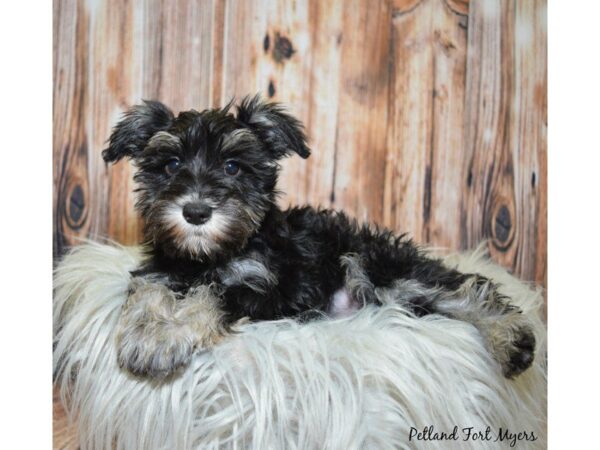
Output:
103 96 535 380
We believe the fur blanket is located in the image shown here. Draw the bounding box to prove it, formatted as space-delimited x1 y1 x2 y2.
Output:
53 242 547 449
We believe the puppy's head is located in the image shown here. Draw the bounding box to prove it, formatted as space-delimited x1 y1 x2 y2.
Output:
103 95 310 261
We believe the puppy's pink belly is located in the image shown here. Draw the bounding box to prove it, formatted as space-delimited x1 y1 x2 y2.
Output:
328 288 360 318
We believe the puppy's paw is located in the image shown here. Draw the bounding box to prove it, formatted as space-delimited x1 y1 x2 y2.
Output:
482 311 536 379
117 320 196 379
116 282 195 378
116 281 231 379
456 278 536 378
503 324 536 378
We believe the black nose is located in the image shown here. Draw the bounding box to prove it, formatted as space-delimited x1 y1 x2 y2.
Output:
182 202 213 225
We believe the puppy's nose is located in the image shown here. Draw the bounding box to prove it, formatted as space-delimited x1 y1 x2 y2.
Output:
182 202 213 225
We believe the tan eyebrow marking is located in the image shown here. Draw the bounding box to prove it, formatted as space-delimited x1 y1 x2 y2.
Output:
220 129 257 152
147 131 182 149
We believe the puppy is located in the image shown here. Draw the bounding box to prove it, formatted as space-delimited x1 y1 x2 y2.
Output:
103 96 535 380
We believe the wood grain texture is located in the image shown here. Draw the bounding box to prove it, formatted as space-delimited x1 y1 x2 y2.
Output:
53 1 546 446
332 0 392 224
384 0 468 247
54 0 91 256
460 0 546 285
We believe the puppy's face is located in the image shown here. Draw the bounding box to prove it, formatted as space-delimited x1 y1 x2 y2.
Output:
103 96 310 261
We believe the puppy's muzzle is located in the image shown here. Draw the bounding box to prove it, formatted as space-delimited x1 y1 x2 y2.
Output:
183 201 213 225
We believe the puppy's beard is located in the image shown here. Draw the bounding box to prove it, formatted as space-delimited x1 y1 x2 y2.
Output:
163 205 232 259
150 195 264 261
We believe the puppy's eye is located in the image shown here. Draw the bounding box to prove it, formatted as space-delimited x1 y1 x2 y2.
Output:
224 160 240 176
165 158 181 175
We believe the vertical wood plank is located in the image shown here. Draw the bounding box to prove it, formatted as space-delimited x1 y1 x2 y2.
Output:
156 0 215 111
512 0 547 286
425 1 469 247
384 0 468 247
220 0 267 97
331 0 392 224
462 0 514 266
54 0 91 257
385 0 432 242
294 0 343 208
210 0 226 107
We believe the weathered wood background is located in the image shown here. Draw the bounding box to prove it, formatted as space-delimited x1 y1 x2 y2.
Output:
53 0 546 446
54 0 547 284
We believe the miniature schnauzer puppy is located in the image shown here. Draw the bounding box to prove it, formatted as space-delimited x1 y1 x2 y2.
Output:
103 96 535 380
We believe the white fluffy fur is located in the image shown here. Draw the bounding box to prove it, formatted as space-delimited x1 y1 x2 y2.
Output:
54 242 546 449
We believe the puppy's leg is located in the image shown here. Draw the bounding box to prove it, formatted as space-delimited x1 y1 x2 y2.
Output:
116 277 230 379
340 254 377 305
347 237 537 378
435 276 536 379
377 276 535 378
327 254 375 318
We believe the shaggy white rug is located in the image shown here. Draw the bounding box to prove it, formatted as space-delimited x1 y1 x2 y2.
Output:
54 242 546 450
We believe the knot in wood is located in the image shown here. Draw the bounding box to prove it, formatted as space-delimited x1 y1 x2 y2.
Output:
273 32 295 63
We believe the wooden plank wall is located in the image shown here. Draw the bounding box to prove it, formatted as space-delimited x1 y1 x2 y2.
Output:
54 0 547 287
53 1 546 447
54 0 546 275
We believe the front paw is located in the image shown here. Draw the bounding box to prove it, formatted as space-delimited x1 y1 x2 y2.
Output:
116 321 196 379
116 281 232 379
116 282 195 378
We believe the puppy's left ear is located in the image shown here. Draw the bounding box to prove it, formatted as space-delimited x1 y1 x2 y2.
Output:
102 100 174 163
236 95 311 159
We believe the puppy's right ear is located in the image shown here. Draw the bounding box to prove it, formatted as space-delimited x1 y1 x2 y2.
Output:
102 100 174 163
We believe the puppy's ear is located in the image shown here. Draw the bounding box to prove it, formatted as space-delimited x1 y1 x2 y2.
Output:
102 100 174 163
236 95 311 159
